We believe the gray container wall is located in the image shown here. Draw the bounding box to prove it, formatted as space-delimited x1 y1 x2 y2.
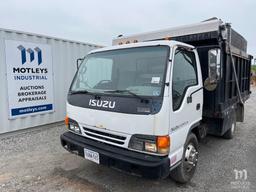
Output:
0 28 101 134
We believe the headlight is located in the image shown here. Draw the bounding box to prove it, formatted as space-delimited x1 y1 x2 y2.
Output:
128 134 170 155
145 141 157 152
65 116 81 134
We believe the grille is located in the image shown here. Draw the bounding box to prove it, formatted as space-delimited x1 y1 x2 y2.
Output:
83 127 126 145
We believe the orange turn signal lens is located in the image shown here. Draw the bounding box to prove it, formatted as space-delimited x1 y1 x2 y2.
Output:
157 136 170 154
65 115 69 126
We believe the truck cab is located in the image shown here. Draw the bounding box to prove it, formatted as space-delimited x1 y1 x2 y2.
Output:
62 40 203 183
61 19 251 183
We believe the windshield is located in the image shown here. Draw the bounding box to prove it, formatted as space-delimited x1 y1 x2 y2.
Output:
70 46 169 97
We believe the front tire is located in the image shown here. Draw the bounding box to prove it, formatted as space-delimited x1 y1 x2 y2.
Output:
170 133 199 183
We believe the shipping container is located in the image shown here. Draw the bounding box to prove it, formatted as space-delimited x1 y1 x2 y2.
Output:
0 28 101 134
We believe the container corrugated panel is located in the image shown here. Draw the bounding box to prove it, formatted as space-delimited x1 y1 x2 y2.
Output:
0 28 102 134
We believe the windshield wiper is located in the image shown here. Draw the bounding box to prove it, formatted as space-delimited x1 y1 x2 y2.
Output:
69 90 91 95
104 89 146 100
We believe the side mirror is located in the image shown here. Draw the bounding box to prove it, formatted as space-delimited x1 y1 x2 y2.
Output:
204 48 221 91
204 77 217 91
76 57 86 70
208 48 221 83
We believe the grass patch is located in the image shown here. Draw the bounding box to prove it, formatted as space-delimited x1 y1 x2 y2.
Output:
252 65 256 73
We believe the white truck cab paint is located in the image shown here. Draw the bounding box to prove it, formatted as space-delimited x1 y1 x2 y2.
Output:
61 19 251 183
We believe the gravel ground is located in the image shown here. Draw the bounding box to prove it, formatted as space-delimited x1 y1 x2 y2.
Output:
0 88 255 192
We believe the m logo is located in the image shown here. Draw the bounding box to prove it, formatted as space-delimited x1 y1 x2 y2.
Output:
234 169 247 180
17 45 42 65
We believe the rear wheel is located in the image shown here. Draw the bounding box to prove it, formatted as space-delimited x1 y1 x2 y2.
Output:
170 133 199 183
223 113 236 139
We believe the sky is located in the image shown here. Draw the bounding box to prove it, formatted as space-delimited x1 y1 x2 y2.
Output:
0 0 255 60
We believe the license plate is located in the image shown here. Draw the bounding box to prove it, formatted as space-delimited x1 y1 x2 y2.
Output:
84 148 100 164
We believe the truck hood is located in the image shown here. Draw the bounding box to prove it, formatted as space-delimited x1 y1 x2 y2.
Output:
66 100 169 136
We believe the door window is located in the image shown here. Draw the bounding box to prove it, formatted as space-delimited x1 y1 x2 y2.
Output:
172 48 198 110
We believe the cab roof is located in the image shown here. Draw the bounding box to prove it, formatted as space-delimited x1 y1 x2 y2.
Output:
88 40 194 55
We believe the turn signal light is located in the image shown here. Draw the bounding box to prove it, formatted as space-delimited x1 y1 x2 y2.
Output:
65 115 69 126
157 136 170 154
128 134 170 155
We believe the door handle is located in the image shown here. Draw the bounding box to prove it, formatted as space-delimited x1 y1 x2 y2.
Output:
196 103 201 110
187 87 203 104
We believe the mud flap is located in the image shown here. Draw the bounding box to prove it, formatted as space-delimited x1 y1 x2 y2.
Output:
236 103 244 122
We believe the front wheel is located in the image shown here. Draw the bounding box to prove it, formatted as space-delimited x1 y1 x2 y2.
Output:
170 133 199 183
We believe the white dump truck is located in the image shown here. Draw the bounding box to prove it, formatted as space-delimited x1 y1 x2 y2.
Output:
61 19 252 183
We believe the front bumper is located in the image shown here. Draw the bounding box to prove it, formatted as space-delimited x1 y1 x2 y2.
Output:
60 132 170 179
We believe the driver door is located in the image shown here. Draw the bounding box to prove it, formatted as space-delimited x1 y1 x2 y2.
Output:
169 46 203 158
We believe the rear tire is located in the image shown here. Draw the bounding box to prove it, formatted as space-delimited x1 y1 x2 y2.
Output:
170 133 199 183
223 113 236 139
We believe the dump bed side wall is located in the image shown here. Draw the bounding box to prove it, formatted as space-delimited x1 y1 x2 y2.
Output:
221 50 251 111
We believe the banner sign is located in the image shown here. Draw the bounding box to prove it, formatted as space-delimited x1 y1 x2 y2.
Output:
5 40 54 119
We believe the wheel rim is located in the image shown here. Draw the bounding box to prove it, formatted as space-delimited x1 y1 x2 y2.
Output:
184 143 198 172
